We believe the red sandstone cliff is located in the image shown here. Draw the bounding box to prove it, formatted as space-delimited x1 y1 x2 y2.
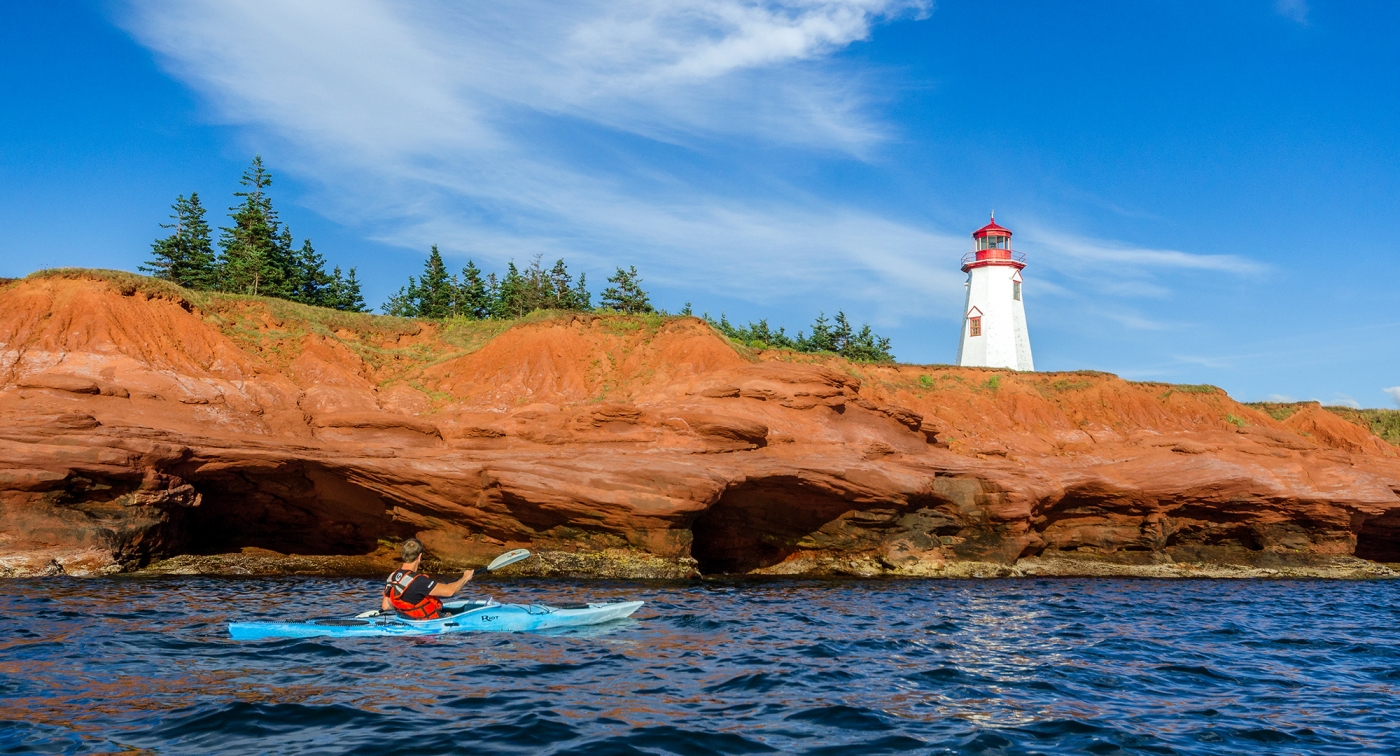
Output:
3 271 1398 578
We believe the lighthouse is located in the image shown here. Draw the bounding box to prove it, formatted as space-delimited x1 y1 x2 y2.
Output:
956 214 1034 371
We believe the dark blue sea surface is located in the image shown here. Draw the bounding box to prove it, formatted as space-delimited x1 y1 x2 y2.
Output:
2 578 1398 754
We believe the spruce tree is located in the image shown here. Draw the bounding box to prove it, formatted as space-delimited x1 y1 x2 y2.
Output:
290 239 332 306
800 312 837 353
600 265 653 314
456 261 491 319
327 266 368 312
382 278 419 317
573 272 591 310
485 272 501 316
416 245 454 318
546 258 590 310
495 262 526 318
218 156 284 296
142 193 216 289
341 268 368 312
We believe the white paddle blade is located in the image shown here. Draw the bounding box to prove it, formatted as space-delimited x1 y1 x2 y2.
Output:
486 548 532 571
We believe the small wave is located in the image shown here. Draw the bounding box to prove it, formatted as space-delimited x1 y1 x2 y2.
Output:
468 711 582 747
1014 718 1107 737
797 734 929 754
797 642 841 658
596 724 778 754
145 701 399 747
1154 664 1237 683
705 672 786 693
904 666 987 685
1230 726 1300 744
786 704 894 731
670 614 727 631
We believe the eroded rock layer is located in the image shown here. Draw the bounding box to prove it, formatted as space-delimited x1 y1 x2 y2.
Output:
3 271 1399 577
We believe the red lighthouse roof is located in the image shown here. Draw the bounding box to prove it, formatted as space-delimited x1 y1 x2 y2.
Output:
972 213 1012 239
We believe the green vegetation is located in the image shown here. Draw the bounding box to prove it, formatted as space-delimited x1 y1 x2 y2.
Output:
381 250 659 321
1247 402 1303 422
1048 378 1093 392
985 375 1001 392
598 265 653 314
1157 383 1221 400
704 311 895 362
383 250 596 319
1328 407 1400 445
141 157 366 312
1244 401 1400 447
1226 413 1247 428
918 374 934 389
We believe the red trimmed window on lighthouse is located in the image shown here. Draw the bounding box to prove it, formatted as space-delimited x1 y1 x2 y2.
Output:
969 316 982 337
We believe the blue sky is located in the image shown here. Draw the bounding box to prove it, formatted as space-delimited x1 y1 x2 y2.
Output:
2 1 1397 407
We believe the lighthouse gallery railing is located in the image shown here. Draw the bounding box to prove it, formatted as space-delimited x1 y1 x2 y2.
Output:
961 250 1027 266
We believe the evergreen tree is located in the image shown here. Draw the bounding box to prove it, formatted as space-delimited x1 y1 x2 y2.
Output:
218 156 285 296
327 266 368 312
573 272 591 310
142 193 216 289
289 238 332 306
382 279 419 317
455 261 491 319
545 258 592 310
800 312 837 353
600 265 653 314
416 245 455 318
342 268 368 312
707 309 893 361
485 272 501 314
382 253 592 320
494 262 527 318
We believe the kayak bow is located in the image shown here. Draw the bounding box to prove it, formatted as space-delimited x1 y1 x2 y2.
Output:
228 598 643 641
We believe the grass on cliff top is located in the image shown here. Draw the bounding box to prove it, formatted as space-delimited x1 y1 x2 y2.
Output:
29 268 205 307
1247 401 1400 446
23 267 696 375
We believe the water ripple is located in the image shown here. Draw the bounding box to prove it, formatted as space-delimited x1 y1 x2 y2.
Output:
1 577 1399 753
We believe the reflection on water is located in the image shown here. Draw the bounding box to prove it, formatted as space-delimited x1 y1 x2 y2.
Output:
2 577 1399 753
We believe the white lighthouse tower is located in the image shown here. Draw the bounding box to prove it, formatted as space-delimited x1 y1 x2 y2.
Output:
956 214 1034 370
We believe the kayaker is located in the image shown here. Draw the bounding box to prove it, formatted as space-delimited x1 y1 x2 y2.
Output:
381 539 474 620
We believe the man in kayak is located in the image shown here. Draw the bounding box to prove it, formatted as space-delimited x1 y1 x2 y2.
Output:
381 539 474 620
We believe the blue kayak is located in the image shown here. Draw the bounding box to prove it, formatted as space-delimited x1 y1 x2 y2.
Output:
228 598 644 641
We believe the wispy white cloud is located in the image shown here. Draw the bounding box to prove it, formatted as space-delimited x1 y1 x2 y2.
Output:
119 0 965 321
1020 225 1266 276
1275 0 1309 24
1264 393 1295 402
1384 386 1400 407
1326 394 1361 409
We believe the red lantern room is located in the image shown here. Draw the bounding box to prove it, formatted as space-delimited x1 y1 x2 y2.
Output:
962 213 1026 272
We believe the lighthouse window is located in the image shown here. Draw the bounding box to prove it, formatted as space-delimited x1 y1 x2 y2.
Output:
1013 281 1021 300
969 316 982 337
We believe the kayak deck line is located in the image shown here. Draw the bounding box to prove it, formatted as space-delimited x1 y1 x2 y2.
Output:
228 599 644 641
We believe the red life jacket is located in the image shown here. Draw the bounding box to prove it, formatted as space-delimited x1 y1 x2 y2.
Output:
383 568 443 620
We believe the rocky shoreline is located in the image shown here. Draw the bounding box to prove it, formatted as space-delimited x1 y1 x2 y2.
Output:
3 272 1399 580
112 547 1400 581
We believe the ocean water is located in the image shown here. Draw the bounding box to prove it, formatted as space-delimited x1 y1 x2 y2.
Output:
2 577 1398 754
